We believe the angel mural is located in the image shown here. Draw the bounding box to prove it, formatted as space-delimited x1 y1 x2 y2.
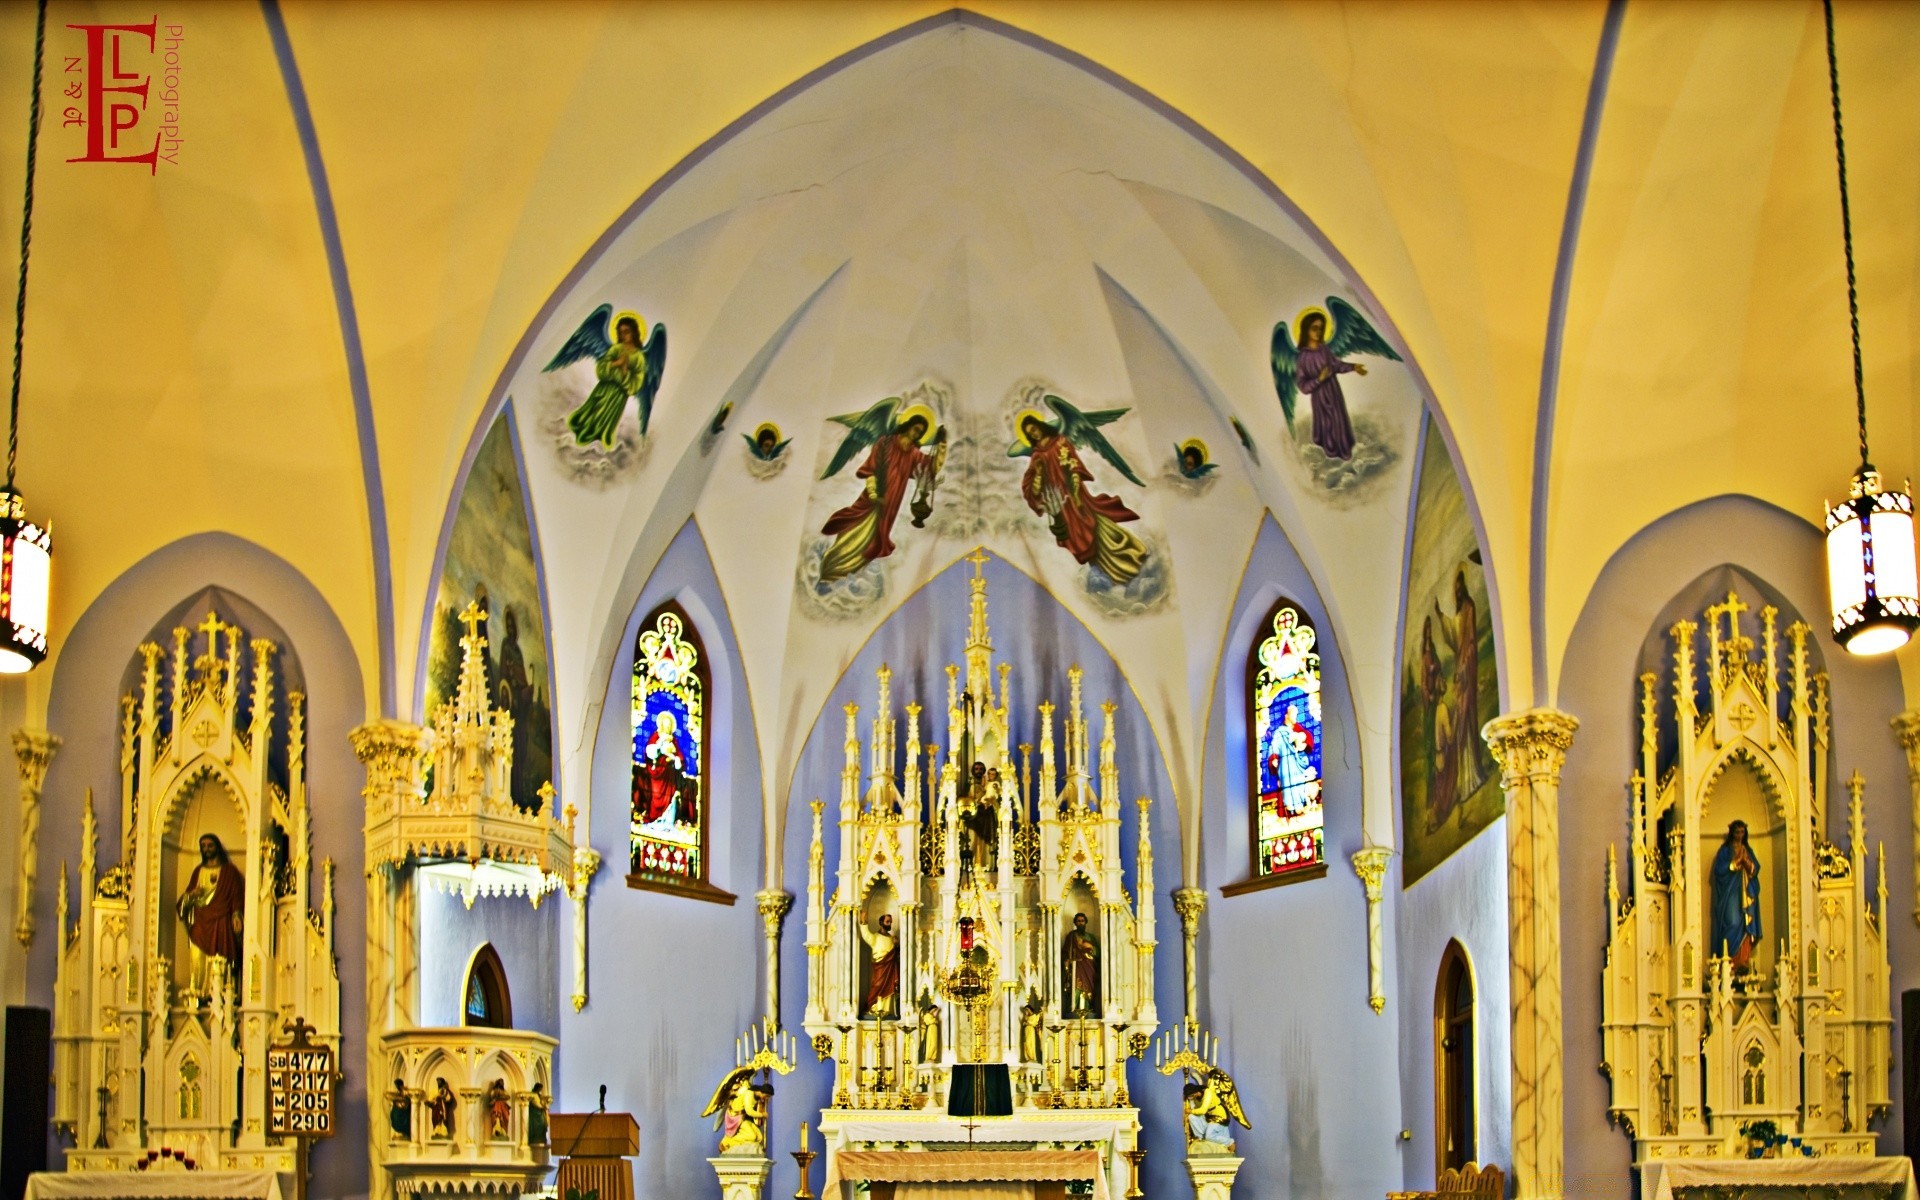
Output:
1174 439 1217 480
816 399 948 586
543 304 668 446
1009 396 1150 587
1270 297 1401 462
745 423 790 463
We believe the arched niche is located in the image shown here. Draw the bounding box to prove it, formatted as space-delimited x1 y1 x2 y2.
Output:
1434 939 1477 1173
463 943 513 1030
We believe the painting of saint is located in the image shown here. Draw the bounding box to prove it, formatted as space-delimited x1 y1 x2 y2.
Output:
1061 911 1102 1018
817 399 948 586
428 415 555 813
1399 421 1501 885
1270 298 1401 461
543 304 668 446
1710 820 1762 970
859 913 899 1019
176 833 243 995
1010 395 1149 587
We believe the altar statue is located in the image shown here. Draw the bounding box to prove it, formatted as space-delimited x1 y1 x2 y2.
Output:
1062 912 1101 1018
1019 990 1044 1063
428 1078 457 1139
860 913 899 1018
705 1066 772 1154
1710 819 1762 970
916 991 941 1062
1184 1067 1250 1152
176 833 244 996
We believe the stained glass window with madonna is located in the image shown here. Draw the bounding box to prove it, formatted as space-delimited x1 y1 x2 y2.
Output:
629 602 727 900
1247 600 1325 884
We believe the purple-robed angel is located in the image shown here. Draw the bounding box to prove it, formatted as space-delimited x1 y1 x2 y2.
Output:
1270 297 1403 462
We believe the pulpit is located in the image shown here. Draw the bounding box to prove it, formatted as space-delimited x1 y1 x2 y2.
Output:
550 1113 638 1200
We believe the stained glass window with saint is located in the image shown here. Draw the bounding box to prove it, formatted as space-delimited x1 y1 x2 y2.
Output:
630 604 708 889
1252 601 1324 879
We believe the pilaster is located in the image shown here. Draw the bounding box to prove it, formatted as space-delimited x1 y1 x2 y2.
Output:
1350 847 1391 1015
11 728 59 946
1891 712 1920 927
1483 707 1578 1200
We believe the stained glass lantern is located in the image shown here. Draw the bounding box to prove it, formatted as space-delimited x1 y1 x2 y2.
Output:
0 489 51 673
1825 470 1920 655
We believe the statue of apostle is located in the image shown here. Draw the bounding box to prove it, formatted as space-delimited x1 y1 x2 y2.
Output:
860 913 899 1019
1710 820 1762 971
1061 912 1101 1018
917 990 942 1063
176 833 244 996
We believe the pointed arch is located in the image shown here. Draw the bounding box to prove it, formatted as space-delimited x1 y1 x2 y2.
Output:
629 599 730 903
1434 939 1478 1173
462 943 512 1030
1233 595 1326 890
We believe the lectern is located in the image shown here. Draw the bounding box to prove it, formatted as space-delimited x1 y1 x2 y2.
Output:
551 1113 639 1200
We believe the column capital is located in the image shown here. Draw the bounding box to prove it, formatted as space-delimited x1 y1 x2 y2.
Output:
1891 710 1920 754
1350 847 1391 903
1171 886 1207 937
12 728 61 789
1483 707 1579 784
756 887 794 929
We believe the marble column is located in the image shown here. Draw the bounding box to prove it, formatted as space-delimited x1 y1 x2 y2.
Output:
1891 712 1920 927
1483 708 1578 1200
1171 886 1206 1027
757 887 794 1028
11 729 60 946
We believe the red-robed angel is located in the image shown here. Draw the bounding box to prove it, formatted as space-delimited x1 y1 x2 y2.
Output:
1011 396 1150 587
816 398 948 585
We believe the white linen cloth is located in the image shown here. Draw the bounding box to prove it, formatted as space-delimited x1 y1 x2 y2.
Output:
26 1173 284 1200
1641 1157 1917 1200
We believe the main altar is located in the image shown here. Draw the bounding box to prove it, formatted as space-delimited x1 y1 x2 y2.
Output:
1602 589 1894 1165
801 555 1156 1197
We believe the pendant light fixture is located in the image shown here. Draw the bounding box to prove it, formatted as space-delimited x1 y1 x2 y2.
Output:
1819 0 1918 656
0 0 54 674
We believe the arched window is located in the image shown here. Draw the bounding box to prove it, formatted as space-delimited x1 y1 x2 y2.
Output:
1434 941 1476 1172
463 944 512 1029
1244 599 1325 885
629 602 729 901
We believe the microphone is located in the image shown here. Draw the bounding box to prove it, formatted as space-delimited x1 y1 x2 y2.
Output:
597 1085 607 1113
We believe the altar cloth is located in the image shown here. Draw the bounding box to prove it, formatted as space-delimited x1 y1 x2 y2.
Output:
26 1173 284 1200
825 1150 1109 1200
1641 1157 1918 1200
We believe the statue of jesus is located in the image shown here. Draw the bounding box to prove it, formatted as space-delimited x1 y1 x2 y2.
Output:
177 833 243 995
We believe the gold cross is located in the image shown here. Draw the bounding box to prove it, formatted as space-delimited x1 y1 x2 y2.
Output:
459 601 484 642
966 548 990 575
197 611 224 657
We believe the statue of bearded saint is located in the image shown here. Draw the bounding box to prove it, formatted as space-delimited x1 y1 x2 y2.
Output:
176 833 244 996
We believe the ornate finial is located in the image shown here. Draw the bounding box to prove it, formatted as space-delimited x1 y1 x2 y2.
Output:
196 611 224 658
966 548 989 575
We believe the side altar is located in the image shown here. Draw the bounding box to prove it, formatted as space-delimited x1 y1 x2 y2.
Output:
802 555 1157 1197
51 612 340 1173
1602 589 1894 1163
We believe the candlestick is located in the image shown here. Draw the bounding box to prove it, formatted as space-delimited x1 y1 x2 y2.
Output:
800 1121 808 1151
791 1148 818 1200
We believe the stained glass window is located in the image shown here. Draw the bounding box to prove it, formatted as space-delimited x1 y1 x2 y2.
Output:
1251 600 1325 880
630 603 710 892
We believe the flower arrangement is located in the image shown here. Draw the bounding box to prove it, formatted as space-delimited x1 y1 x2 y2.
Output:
1738 1119 1816 1159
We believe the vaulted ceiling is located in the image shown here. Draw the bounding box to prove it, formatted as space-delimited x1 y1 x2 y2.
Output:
4 0 1917 727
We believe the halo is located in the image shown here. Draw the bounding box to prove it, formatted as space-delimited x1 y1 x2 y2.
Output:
611 309 647 341
1012 409 1049 449
1178 438 1209 463
752 422 782 444
1293 306 1330 347
896 404 939 444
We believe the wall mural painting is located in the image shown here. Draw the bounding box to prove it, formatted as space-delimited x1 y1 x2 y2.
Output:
538 302 668 487
1250 601 1325 881
743 422 792 480
427 414 555 811
1399 420 1500 886
630 603 711 891
1271 296 1403 502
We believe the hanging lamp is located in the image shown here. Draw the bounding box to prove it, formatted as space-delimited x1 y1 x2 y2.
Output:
0 0 52 673
1818 0 1918 656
